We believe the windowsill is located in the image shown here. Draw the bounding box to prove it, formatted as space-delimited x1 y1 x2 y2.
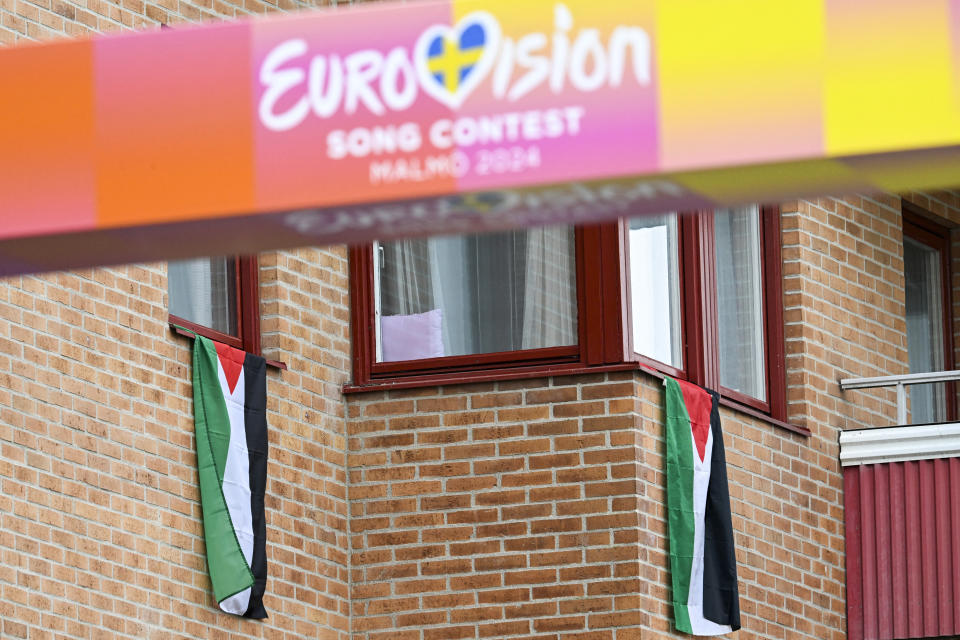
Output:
169 324 287 371
634 363 810 437
344 362 637 393
345 358 809 436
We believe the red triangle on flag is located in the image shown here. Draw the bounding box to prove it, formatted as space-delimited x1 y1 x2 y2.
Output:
214 342 245 395
676 379 712 463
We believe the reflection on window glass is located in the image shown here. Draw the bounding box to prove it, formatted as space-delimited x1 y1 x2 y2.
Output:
168 257 237 336
715 206 765 401
629 213 682 368
375 226 577 362
904 235 945 424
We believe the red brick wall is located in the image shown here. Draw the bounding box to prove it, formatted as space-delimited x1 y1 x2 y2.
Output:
782 195 908 431
346 374 645 640
0 251 352 639
260 248 353 637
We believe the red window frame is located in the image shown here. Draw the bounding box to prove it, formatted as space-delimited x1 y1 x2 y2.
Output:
348 210 791 431
901 202 956 422
168 255 261 355
348 224 628 388
624 205 787 422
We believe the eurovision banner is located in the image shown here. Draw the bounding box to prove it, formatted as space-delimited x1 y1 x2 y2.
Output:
3 0 960 273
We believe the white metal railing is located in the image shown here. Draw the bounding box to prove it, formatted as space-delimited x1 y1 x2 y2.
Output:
839 370 960 426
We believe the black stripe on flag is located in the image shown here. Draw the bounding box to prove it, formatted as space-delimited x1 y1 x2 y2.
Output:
243 353 269 620
701 390 740 630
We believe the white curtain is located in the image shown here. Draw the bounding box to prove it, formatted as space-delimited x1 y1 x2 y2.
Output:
168 257 234 334
715 206 766 401
522 226 577 350
378 239 435 315
429 236 470 356
377 227 577 359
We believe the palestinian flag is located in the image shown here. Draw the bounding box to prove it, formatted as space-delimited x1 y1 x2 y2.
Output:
192 335 269 618
664 376 740 636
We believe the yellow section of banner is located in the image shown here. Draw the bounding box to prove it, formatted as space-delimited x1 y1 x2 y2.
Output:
824 0 960 156
654 0 825 170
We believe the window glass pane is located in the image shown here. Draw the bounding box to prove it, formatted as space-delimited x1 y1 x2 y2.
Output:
375 226 577 362
628 213 682 368
168 257 237 336
715 206 766 401
904 235 946 424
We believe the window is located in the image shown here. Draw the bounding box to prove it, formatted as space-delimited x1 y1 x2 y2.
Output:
628 213 682 369
375 227 577 362
902 204 955 424
168 255 261 354
349 206 786 426
626 205 786 420
349 223 625 386
715 206 767 402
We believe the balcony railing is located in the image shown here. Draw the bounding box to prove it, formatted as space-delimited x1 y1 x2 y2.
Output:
839 370 960 427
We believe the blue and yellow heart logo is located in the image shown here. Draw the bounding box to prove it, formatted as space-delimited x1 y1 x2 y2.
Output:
414 12 501 109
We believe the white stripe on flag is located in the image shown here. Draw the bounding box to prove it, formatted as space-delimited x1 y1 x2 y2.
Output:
217 362 254 613
220 587 253 615
687 427 732 636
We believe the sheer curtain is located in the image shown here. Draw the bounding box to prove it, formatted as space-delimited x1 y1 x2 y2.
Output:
522 226 577 350
168 257 236 335
431 235 471 356
715 206 766 401
376 227 577 361
378 238 437 315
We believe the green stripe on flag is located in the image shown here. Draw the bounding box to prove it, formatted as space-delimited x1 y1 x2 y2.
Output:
665 376 695 634
193 336 255 603
195 337 231 479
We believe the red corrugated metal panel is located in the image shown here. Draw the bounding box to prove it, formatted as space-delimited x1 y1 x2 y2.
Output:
905 461 922 637
952 459 960 632
843 457 960 640
889 462 907 638
934 459 953 635
846 469 865 640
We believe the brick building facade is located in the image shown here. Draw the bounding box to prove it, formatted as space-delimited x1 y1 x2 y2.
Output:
2 2 959 639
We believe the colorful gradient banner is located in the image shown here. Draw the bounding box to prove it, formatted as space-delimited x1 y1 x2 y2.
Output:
2 0 960 273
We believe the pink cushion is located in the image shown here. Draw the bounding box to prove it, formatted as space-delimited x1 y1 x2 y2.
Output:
380 309 444 362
